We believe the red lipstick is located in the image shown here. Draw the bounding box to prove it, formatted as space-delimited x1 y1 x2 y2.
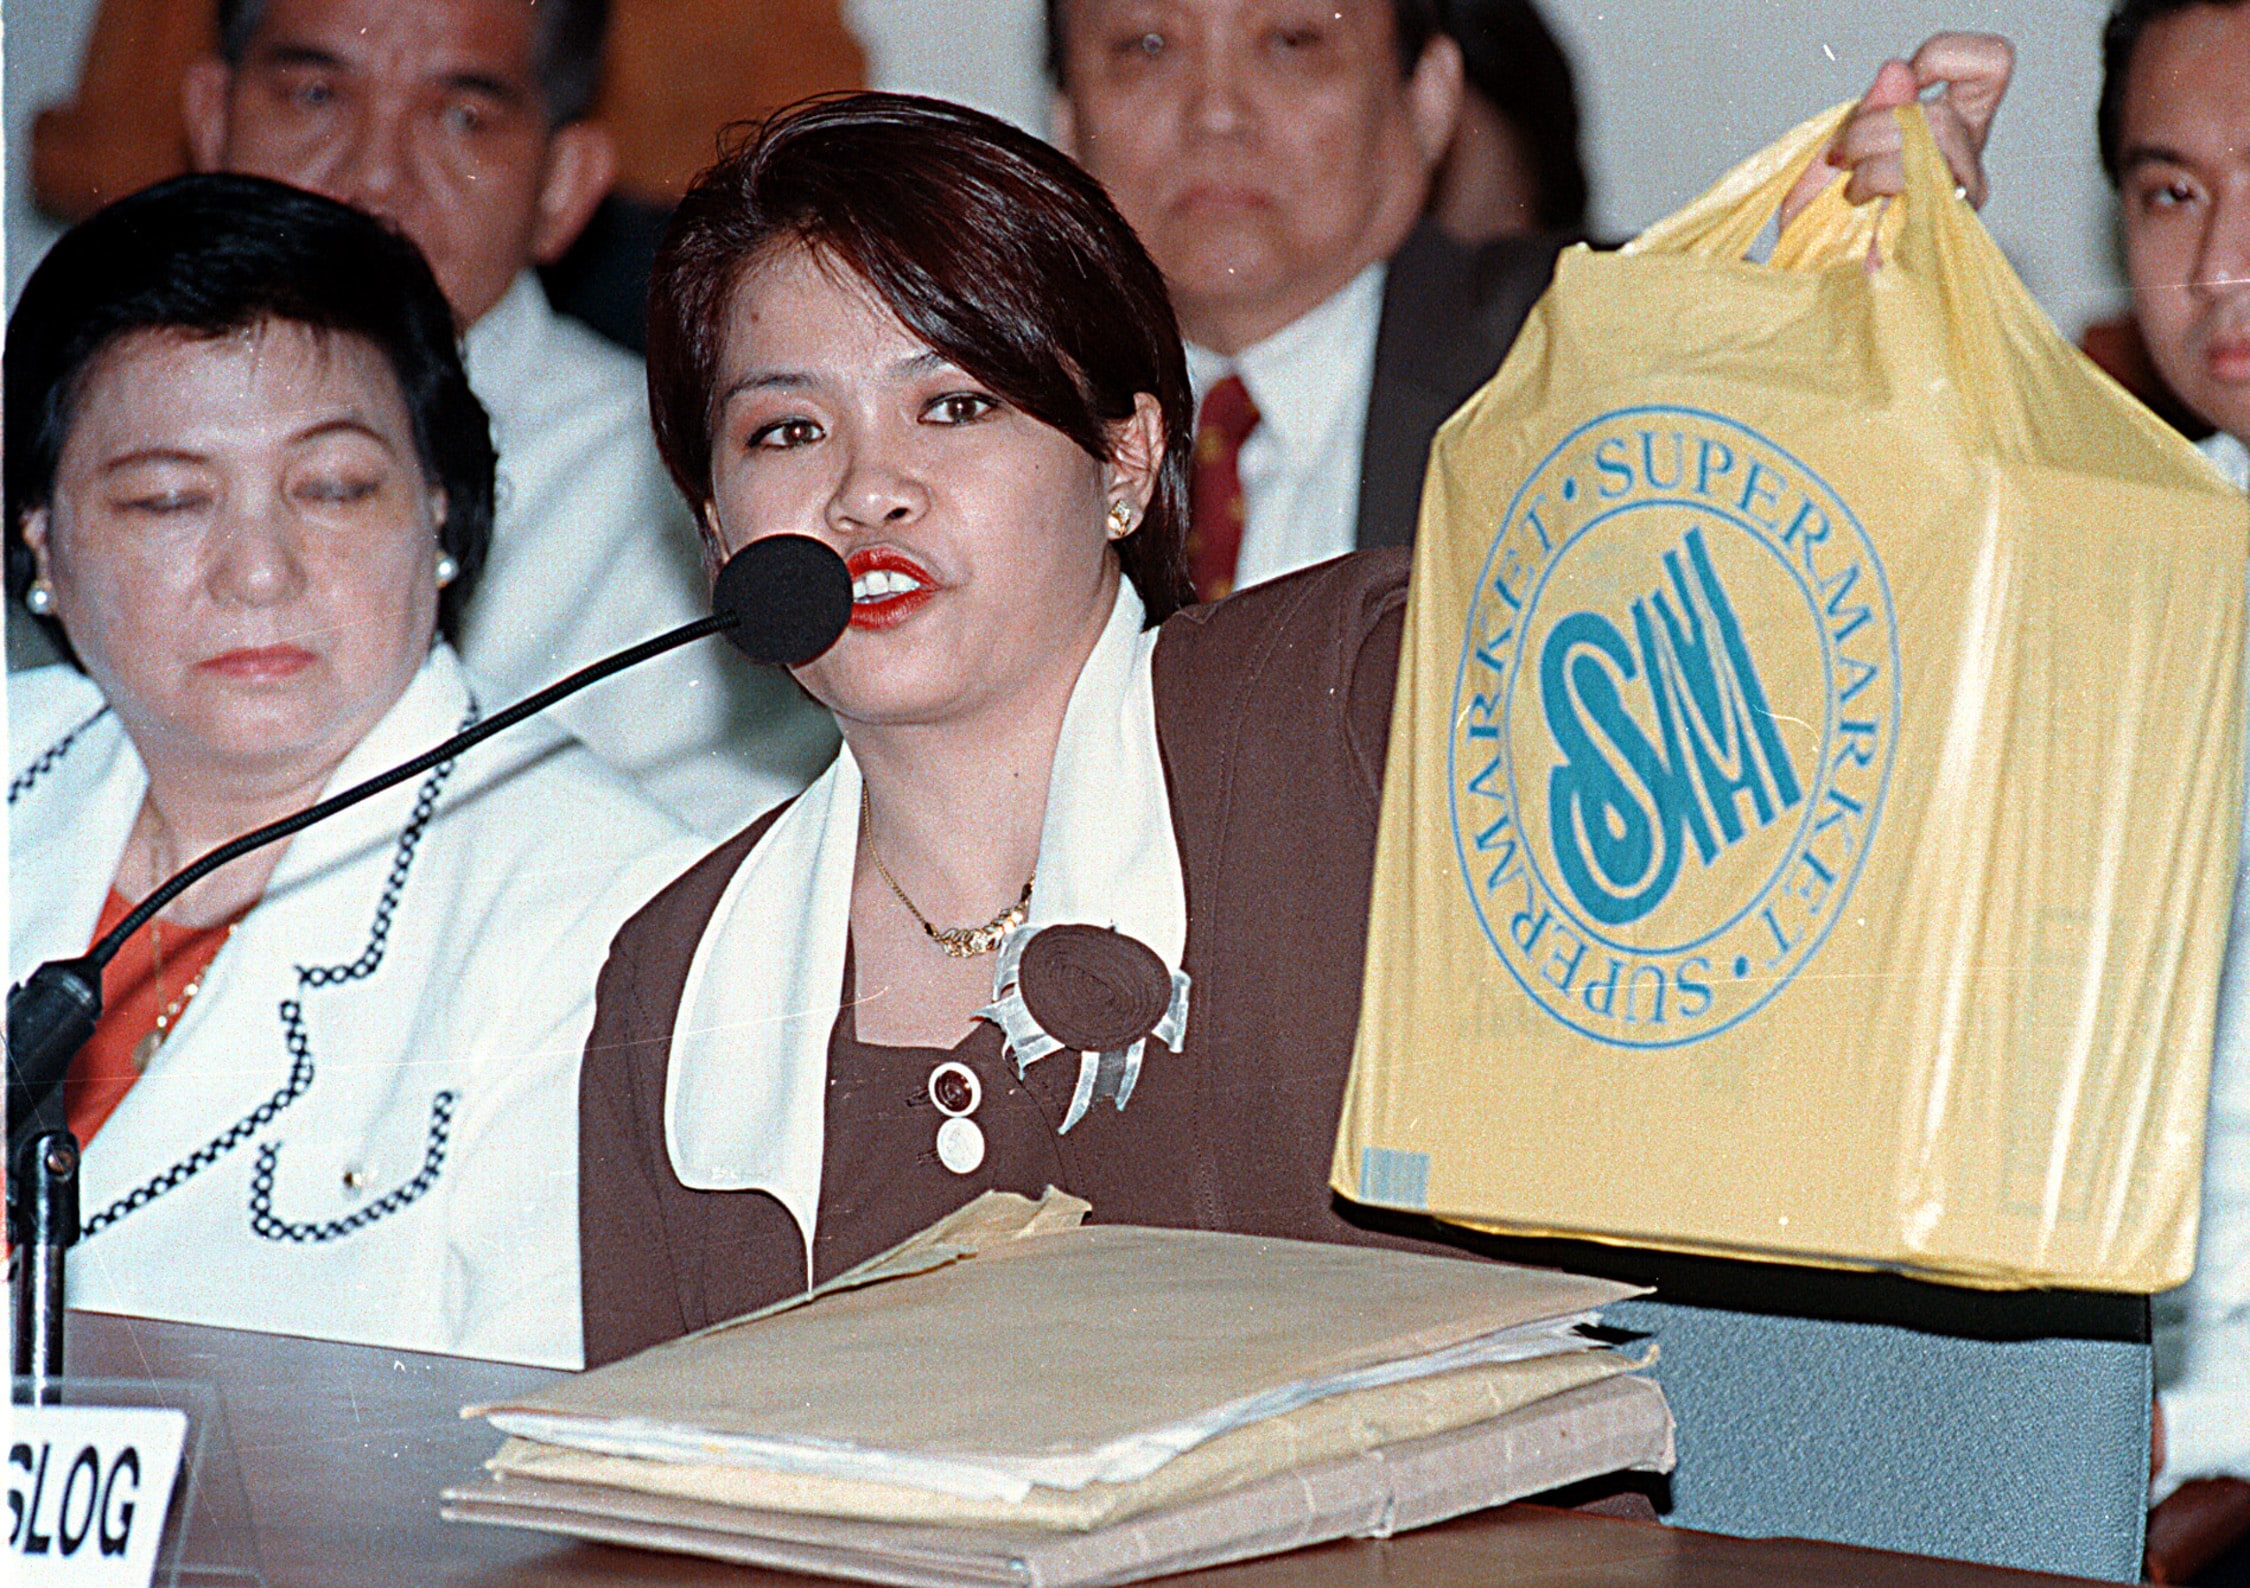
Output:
198 644 316 681
844 547 939 632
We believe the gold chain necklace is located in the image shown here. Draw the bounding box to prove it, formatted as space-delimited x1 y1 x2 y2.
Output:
131 917 237 1072
861 786 1033 958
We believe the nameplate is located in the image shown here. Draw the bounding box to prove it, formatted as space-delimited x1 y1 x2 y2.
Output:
7 1405 187 1585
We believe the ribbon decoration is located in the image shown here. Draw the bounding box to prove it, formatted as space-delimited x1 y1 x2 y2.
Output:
977 924 1191 1134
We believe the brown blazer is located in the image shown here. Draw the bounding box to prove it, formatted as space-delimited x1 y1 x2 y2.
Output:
579 549 1453 1366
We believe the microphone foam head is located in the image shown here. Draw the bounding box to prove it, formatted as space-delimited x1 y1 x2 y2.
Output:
711 534 853 666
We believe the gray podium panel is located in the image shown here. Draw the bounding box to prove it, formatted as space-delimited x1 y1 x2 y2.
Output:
1336 1207 2153 1583
1607 1297 2150 1583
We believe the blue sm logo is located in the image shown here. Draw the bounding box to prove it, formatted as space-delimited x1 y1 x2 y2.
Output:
1449 404 1895 1047
1542 526 1802 926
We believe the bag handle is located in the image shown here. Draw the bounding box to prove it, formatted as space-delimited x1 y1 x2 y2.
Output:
1629 102 2032 456
1766 167 1901 273
1887 103 2035 456
1624 101 1856 263
1626 98 1924 275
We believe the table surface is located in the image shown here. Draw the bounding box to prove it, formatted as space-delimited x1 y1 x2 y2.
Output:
56 1309 2109 1588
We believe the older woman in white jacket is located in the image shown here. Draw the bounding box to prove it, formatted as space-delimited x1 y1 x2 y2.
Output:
5 175 699 1369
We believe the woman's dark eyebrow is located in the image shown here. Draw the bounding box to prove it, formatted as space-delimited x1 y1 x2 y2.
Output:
292 416 400 453
97 447 207 474
718 371 813 407
891 352 950 380
718 352 953 409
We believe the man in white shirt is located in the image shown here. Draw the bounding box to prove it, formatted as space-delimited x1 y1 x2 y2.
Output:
1050 0 1527 599
1048 0 2013 602
180 0 835 836
2102 0 2250 1570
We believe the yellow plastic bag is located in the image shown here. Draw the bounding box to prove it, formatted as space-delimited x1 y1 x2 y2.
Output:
1334 104 2250 1292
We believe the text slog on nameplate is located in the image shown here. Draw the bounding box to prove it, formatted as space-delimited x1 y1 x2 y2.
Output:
8 1404 188 1586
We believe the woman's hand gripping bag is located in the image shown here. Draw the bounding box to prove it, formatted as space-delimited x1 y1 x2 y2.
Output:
1334 104 2250 1291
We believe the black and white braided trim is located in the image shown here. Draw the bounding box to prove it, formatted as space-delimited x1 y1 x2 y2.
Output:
78 705 478 1242
79 998 316 1241
248 1092 455 1243
9 705 110 806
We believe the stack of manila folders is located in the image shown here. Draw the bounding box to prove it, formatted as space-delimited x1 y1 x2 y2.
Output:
444 1190 1674 1586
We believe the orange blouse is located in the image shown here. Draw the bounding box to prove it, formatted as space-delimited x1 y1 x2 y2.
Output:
66 891 246 1144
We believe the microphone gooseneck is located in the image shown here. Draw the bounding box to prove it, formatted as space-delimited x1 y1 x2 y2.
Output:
5 532 852 1166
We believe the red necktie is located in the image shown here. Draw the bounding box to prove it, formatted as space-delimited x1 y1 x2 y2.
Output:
1187 375 1262 603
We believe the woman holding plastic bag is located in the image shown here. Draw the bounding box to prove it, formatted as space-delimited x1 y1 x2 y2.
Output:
1344 59 2243 1298
576 37 2011 1367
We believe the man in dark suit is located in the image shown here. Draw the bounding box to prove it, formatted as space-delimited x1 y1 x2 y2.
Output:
1352 218 1560 556
1047 0 2011 599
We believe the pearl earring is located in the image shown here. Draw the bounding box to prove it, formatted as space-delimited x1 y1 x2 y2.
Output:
24 579 55 616
434 552 460 588
1106 501 1136 540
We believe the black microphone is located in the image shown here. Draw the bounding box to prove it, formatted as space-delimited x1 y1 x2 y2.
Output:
5 532 852 1164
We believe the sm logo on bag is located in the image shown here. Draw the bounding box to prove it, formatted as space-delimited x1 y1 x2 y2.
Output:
1449 405 1899 1047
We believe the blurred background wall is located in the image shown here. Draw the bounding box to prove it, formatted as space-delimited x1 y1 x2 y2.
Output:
4 0 2125 337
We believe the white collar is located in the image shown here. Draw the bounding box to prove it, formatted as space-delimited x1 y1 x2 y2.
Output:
263 644 526 891
460 272 554 413
664 582 1187 1272
2202 430 2250 493
1184 262 1385 463
6 645 478 866
7 645 525 969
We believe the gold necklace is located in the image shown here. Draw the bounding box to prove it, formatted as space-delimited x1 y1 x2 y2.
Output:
861 786 1033 958
131 917 236 1072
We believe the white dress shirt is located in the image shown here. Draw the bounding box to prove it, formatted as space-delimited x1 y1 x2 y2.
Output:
1183 264 1385 592
2153 426 2250 1496
460 275 837 837
10 649 702 1368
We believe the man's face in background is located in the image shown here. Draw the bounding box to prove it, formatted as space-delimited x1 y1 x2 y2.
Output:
184 0 614 327
2116 2 2250 442
1052 0 1460 356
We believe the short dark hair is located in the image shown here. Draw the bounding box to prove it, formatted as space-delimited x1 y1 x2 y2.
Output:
646 93 1196 623
1045 0 1441 88
2098 0 2247 185
5 173 495 654
215 0 611 127
1439 0 1588 233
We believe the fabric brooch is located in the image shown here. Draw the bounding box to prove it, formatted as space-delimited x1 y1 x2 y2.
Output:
978 924 1190 1133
